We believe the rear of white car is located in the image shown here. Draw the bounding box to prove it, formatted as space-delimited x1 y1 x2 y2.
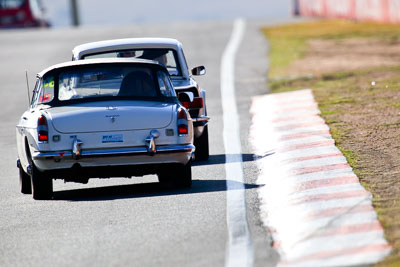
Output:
16 59 194 200
30 101 193 170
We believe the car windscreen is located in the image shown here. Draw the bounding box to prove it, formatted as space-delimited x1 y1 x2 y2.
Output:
82 49 182 77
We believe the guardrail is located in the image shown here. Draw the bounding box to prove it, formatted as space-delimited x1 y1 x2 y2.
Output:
293 0 400 23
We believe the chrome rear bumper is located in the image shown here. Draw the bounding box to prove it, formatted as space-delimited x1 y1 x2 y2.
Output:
192 116 210 123
33 144 195 160
192 115 210 127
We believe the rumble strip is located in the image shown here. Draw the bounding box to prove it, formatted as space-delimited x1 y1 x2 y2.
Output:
250 89 391 266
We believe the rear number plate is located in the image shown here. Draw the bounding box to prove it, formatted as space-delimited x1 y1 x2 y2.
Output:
102 134 123 143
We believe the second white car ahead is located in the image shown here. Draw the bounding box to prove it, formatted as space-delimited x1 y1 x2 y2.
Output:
72 38 210 160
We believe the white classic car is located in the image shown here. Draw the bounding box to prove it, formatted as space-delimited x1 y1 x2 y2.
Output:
16 58 195 200
72 38 210 160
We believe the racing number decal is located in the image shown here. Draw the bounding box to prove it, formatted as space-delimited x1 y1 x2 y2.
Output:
40 77 54 103
44 81 54 88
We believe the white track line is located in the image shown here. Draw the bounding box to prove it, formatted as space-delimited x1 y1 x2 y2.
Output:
222 18 254 267
250 89 391 266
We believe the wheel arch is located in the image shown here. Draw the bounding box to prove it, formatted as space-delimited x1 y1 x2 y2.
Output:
19 136 33 174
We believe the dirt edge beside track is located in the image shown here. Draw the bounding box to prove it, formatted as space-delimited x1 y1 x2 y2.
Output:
262 19 400 266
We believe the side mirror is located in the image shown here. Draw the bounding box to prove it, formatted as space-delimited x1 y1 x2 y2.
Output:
191 66 206 76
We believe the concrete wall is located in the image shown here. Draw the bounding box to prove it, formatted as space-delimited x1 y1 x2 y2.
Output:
294 0 400 23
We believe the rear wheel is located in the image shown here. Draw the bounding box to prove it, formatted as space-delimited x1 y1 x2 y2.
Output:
158 161 192 188
194 125 209 161
30 164 53 200
19 167 32 194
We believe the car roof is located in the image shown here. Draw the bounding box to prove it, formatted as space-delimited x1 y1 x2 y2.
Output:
72 38 183 58
37 58 162 78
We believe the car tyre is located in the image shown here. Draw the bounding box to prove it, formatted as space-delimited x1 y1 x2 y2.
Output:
158 161 192 188
30 164 53 200
19 166 32 194
176 161 192 188
194 125 209 161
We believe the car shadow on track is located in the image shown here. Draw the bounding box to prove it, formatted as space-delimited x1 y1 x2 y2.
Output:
193 152 273 167
52 152 272 201
53 179 262 202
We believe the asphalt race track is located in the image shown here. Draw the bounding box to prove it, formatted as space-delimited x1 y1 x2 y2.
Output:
0 19 283 267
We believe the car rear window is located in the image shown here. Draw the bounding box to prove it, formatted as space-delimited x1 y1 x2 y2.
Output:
32 64 177 107
50 65 177 105
58 66 160 101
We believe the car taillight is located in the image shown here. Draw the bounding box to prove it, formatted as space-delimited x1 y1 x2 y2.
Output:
177 108 188 135
182 97 204 109
38 115 48 142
